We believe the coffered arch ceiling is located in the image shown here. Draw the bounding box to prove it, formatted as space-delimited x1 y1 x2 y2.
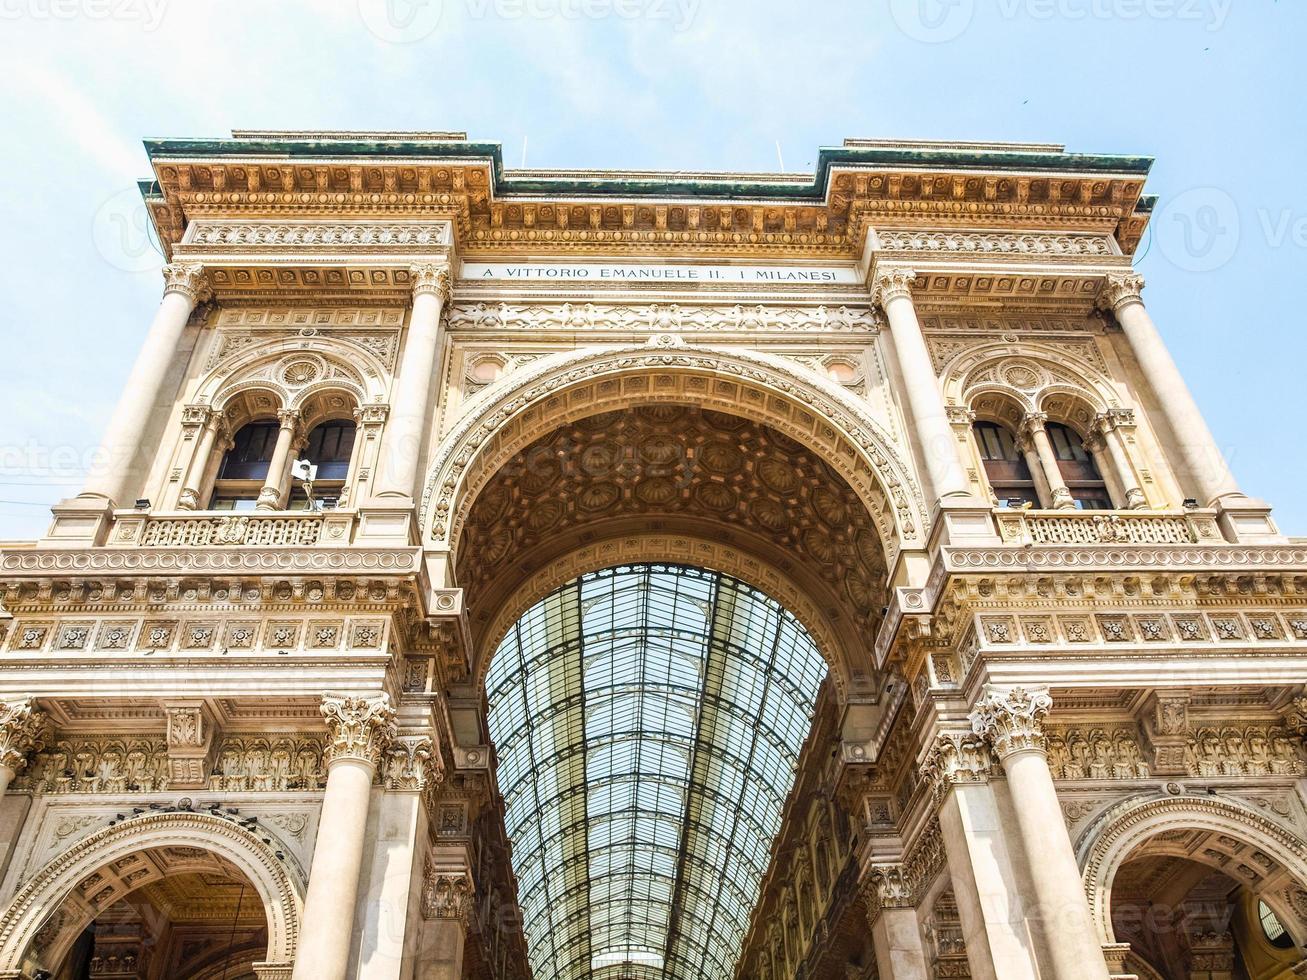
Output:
457 404 891 695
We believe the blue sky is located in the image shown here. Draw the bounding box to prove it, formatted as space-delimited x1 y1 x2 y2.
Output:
0 0 1302 538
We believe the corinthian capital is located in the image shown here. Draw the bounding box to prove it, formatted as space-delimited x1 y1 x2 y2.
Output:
970 684 1053 758
411 262 452 303
0 698 47 775
422 860 473 923
871 267 919 307
923 730 995 801
863 863 913 924
321 693 397 769
162 262 212 304
1098 272 1146 314
382 734 446 812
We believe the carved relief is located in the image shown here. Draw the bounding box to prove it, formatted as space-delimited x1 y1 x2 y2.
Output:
446 301 882 334
15 737 171 794
320 694 396 769
210 735 327 792
1046 728 1150 780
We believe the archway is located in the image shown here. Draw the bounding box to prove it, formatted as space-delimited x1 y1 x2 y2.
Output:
420 340 926 569
1080 795 1307 978
0 811 304 978
484 563 831 980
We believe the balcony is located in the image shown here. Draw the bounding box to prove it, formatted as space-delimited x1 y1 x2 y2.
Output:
992 508 1223 547
108 509 356 548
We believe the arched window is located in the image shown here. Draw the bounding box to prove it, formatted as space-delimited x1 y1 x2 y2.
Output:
289 419 357 510
973 421 1039 507
1046 423 1112 510
210 420 278 510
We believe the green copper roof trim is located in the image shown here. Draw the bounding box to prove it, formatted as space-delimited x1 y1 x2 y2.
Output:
142 137 1153 203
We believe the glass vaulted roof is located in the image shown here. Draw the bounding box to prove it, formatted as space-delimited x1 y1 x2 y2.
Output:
486 564 828 980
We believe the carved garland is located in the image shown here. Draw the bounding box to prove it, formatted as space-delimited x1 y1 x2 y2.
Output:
420 340 926 561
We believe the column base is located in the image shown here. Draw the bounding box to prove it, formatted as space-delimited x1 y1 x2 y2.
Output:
39 495 117 548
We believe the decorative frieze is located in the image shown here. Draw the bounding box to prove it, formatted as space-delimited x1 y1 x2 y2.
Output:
210 735 327 791
445 301 882 334
876 229 1115 257
1185 726 1302 777
995 510 1205 546
1045 728 1150 780
15 737 171 794
862 864 913 924
136 514 326 548
183 220 452 250
321 694 396 769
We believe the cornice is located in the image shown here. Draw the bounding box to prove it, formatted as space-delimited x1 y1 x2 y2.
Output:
139 134 1153 260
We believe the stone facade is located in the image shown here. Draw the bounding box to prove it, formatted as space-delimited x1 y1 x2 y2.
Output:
0 131 1301 980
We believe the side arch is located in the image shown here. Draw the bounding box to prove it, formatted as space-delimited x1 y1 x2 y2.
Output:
420 339 927 570
195 334 391 413
0 811 305 975
1077 793 1307 945
940 340 1125 418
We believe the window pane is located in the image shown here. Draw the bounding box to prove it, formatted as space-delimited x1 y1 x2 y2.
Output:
218 421 278 481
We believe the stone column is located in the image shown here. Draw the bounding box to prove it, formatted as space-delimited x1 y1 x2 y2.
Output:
1020 412 1075 510
0 698 46 797
970 686 1110 980
926 731 1040 980
1092 410 1147 510
873 268 971 504
417 857 473 980
257 410 301 511
292 694 396 980
1100 273 1240 506
83 263 210 505
863 864 929 980
374 263 451 503
177 408 225 511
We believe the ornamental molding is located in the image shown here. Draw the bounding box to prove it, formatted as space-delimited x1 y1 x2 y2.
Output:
419 341 926 563
943 545 1307 573
212 735 328 792
181 219 452 251
0 811 303 972
875 229 1117 257
0 699 47 775
970 685 1053 758
382 734 446 811
446 301 882 334
14 736 170 794
0 547 423 577
320 694 396 769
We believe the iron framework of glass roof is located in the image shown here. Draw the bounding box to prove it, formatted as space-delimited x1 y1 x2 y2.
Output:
486 564 828 980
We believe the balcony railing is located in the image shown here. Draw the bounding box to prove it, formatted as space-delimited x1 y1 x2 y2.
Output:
109 510 355 548
994 508 1223 547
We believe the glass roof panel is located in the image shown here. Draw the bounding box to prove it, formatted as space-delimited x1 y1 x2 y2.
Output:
486 564 827 980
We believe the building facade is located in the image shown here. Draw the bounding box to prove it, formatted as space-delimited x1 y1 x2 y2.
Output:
0 131 1302 980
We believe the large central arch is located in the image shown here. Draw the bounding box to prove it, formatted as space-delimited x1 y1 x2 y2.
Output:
420 338 927 566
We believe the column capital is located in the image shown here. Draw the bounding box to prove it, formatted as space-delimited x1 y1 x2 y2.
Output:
421 859 473 923
970 684 1053 758
382 734 446 812
411 262 453 303
1098 272 1146 314
354 403 390 426
946 405 977 427
862 863 914 924
321 693 396 769
924 730 996 800
871 267 919 307
1018 410 1049 438
1282 694 1307 738
276 408 301 430
162 262 212 304
180 404 216 428
1092 408 1136 435
0 697 47 775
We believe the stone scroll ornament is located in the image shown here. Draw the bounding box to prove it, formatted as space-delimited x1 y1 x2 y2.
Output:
0 697 47 775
